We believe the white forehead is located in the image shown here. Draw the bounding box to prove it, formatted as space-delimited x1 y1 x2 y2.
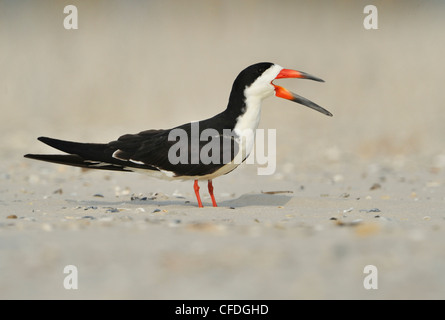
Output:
244 64 284 99
261 64 284 81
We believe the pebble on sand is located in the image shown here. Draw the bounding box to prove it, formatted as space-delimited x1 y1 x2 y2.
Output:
370 183 381 190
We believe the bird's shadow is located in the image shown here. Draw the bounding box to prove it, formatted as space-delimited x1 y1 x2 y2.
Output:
219 193 292 208
67 193 292 209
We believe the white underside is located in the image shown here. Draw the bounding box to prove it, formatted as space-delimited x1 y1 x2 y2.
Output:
128 161 241 181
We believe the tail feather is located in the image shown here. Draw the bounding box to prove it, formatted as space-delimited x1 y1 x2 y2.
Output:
25 136 159 172
24 153 130 172
24 136 129 171
37 136 111 160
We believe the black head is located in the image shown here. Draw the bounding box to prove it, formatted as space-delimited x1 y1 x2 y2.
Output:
232 62 275 89
228 62 332 117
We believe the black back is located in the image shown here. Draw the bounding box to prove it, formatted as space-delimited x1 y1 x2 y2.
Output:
26 63 276 178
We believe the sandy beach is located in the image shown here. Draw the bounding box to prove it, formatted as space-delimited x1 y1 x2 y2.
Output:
1 1 445 299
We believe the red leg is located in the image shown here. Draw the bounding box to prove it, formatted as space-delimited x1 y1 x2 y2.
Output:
208 180 218 207
194 180 203 208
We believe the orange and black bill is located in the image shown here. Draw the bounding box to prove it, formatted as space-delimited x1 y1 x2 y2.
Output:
273 69 333 117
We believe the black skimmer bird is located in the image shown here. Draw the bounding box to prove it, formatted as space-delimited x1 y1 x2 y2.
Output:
24 62 332 207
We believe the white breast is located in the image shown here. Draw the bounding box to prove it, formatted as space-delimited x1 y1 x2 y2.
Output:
233 64 283 159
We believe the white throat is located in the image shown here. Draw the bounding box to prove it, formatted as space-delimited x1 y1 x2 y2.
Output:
234 64 283 133
233 64 283 159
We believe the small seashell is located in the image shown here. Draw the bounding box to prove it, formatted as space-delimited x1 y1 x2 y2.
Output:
41 223 53 232
359 208 381 213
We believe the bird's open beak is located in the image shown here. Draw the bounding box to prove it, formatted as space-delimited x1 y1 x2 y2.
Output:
272 69 333 117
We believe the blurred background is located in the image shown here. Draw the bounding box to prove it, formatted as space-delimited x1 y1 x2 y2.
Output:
2 0 445 301
1 0 445 168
